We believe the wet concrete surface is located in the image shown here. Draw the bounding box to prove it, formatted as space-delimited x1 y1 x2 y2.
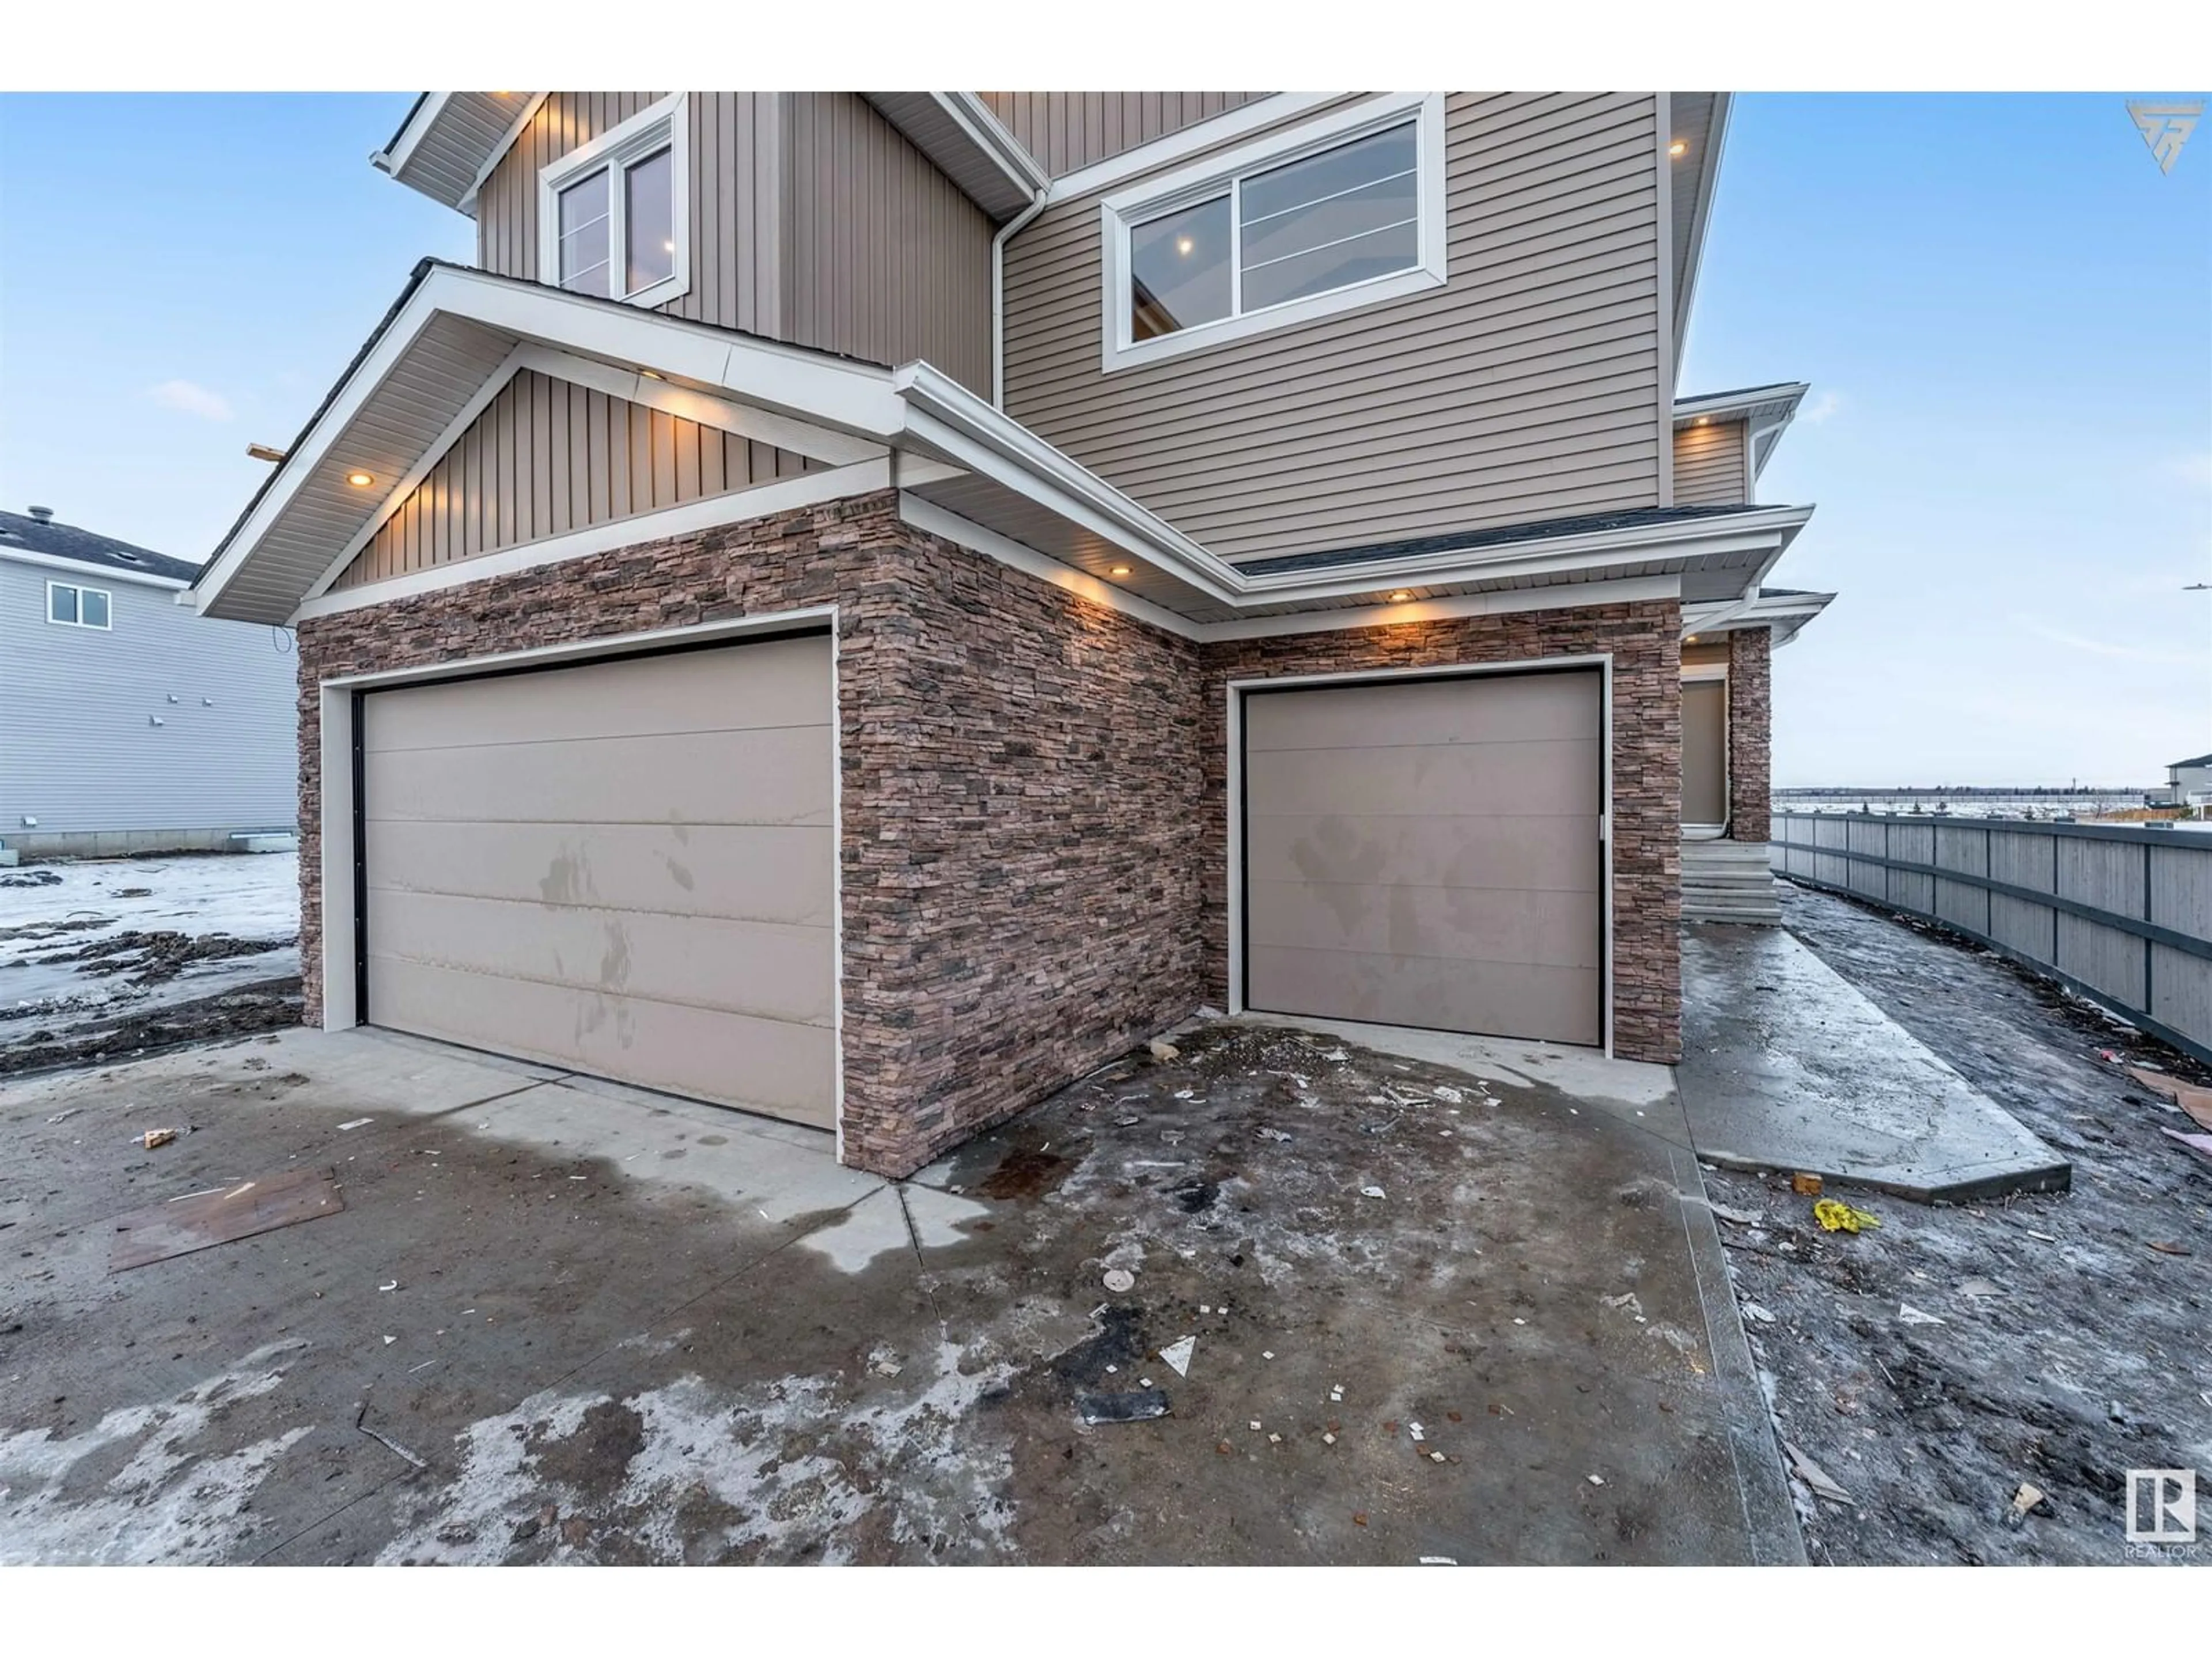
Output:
0 1019 1797 1565
1679 922 2069 1200
1705 884 2212 1565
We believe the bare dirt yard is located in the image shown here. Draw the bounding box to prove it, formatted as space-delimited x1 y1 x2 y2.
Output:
0 854 301 1077
1708 884 2211 1565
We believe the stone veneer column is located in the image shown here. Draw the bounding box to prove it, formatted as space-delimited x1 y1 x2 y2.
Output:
1727 626 1772 843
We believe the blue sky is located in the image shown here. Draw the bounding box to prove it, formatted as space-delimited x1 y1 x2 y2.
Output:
2 92 2207 785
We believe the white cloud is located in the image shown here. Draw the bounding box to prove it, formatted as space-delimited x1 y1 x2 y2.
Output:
2169 450 2212 490
2010 615 2204 668
144 379 233 423
1797 389 1843 425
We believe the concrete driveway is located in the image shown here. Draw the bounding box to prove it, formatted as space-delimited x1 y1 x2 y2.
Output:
0 1017 1797 1565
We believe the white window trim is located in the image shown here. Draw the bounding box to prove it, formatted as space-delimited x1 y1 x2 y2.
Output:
536 92 691 310
46 579 112 630
1098 92 1446 374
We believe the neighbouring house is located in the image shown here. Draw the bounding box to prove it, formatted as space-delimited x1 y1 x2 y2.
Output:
2162 753 2212 806
189 90 1833 1177
1 506 296 860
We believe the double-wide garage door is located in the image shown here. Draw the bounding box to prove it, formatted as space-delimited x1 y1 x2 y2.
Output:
359 635 836 1127
1241 668 1605 1046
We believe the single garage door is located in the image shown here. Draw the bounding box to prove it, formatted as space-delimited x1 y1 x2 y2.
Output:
1241 668 1604 1046
359 635 836 1127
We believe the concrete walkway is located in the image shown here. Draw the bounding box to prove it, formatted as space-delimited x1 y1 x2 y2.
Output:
1677 924 2071 1202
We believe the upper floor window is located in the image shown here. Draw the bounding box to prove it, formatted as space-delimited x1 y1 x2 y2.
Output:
48 581 111 629
539 93 689 309
1100 93 1446 373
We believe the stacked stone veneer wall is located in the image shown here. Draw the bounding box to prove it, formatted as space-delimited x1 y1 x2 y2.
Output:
295 490 1681 1173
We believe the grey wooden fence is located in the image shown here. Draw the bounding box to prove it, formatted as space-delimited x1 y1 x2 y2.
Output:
1771 812 2212 1066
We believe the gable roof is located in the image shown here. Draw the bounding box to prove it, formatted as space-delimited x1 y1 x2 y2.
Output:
0 509 200 585
194 259 1814 636
1675 381 1809 478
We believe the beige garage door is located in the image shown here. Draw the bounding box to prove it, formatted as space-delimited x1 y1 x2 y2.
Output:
359 635 836 1127
1242 669 1604 1045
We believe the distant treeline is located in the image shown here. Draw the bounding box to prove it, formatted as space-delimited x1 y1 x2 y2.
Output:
1774 785 2154 798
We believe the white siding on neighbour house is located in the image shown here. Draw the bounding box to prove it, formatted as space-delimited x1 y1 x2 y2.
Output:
0 558 298 838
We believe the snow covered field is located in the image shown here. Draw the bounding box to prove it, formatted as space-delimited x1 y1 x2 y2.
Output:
0 852 300 1022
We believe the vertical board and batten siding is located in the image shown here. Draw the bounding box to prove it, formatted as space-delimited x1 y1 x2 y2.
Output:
477 92 784 335
786 93 993 394
333 370 818 591
1000 92 1666 563
476 93 991 393
0 560 296 835
1772 812 2212 1066
977 92 1271 178
1672 419 1747 505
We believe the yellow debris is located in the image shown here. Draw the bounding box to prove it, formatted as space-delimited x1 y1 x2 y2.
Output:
1813 1197 1881 1233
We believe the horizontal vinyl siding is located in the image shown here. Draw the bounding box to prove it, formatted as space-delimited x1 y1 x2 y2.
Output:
332 369 818 591
1672 419 1748 506
787 93 993 394
476 92 785 335
1002 92 1666 562
979 93 1271 177
0 560 296 836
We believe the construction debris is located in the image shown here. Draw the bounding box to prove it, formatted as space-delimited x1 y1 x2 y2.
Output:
1360 1185 1386 1199
1158 1335 1196 1377
1077 1389 1169 1425
137 1127 181 1150
1101 1268 1135 1293
2006 1483 2049 1527
2128 1066 2212 1131
1791 1172 1824 1196
2159 1127 2212 1165
1784 1441 1853 1503
1897 1303 1945 1326
1147 1039 1181 1063
110 1167 344 1271
1813 1198 1881 1233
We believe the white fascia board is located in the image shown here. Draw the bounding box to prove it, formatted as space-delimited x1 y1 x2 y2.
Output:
298 342 530 605
196 264 910 618
892 361 1235 593
512 346 885 465
370 92 448 177
937 93 1052 201
1672 382 1808 426
1673 91 1731 362
456 92 550 215
1202 575 1683 642
0 546 189 593
1234 507 1813 607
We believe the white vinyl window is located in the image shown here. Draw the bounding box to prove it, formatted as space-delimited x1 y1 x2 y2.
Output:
538 93 690 309
47 581 112 629
1100 93 1447 372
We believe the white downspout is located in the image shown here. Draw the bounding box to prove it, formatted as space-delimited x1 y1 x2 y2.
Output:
991 190 1050 410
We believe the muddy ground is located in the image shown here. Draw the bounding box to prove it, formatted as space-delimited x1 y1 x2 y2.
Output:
1707 883 2212 1565
0 1018 1785 1565
0 854 302 1078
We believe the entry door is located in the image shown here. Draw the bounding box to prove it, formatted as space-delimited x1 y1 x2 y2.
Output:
358 635 837 1127
1682 678 1729 829
1241 669 1605 1045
